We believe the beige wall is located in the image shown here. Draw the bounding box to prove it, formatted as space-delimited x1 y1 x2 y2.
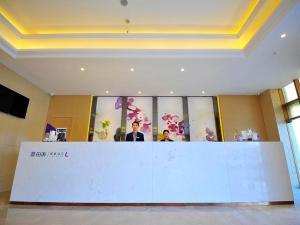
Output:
219 95 267 141
259 90 280 141
46 95 92 141
0 63 50 192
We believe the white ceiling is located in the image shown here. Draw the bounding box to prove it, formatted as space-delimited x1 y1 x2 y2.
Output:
0 2 299 96
0 0 252 31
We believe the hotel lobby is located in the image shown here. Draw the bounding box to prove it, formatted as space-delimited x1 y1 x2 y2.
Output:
1 0 300 224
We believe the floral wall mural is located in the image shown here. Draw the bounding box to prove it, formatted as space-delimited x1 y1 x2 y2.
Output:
161 113 184 136
93 97 122 141
158 97 185 141
188 97 217 141
92 96 217 142
126 97 153 141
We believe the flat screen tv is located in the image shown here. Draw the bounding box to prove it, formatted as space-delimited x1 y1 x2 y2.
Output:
0 84 30 118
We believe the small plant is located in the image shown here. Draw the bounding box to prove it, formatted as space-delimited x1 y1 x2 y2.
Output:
95 120 111 140
101 120 111 129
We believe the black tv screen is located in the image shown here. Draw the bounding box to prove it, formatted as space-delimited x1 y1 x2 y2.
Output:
0 84 29 118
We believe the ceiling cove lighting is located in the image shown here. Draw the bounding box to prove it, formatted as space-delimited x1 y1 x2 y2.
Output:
0 0 285 51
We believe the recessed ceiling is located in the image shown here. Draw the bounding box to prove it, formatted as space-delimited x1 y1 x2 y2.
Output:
0 0 297 52
0 0 255 33
0 1 299 97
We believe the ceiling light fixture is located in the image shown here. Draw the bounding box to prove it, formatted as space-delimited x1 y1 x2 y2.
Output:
130 68 134 72
105 90 109 94
80 67 85 71
120 0 128 7
138 91 142 94
201 90 205 94
280 33 286 38
180 68 185 72
170 91 174 94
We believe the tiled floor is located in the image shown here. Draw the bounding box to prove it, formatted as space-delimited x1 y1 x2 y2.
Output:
0 189 300 225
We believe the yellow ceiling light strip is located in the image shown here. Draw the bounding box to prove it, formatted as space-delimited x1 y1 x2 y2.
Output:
0 19 22 47
239 0 283 48
0 1 260 36
30 26 234 35
0 6 28 34
0 0 289 51
12 37 240 50
234 0 261 34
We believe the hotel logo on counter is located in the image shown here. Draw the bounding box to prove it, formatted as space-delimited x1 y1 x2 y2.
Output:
30 151 69 158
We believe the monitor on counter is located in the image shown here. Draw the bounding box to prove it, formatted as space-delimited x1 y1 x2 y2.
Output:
0 84 30 118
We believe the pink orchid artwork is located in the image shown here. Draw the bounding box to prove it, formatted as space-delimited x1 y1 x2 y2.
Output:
162 113 184 136
125 97 152 134
205 127 216 141
115 97 123 110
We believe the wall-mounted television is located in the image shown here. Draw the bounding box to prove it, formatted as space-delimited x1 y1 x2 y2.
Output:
0 84 30 118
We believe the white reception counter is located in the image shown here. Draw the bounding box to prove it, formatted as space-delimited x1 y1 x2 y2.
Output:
10 142 293 204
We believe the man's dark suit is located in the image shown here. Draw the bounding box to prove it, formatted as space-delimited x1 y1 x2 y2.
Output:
125 132 144 141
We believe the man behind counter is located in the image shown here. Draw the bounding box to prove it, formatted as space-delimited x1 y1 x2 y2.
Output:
125 121 145 142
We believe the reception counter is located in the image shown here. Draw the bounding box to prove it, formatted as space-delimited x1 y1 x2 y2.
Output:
10 142 293 204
